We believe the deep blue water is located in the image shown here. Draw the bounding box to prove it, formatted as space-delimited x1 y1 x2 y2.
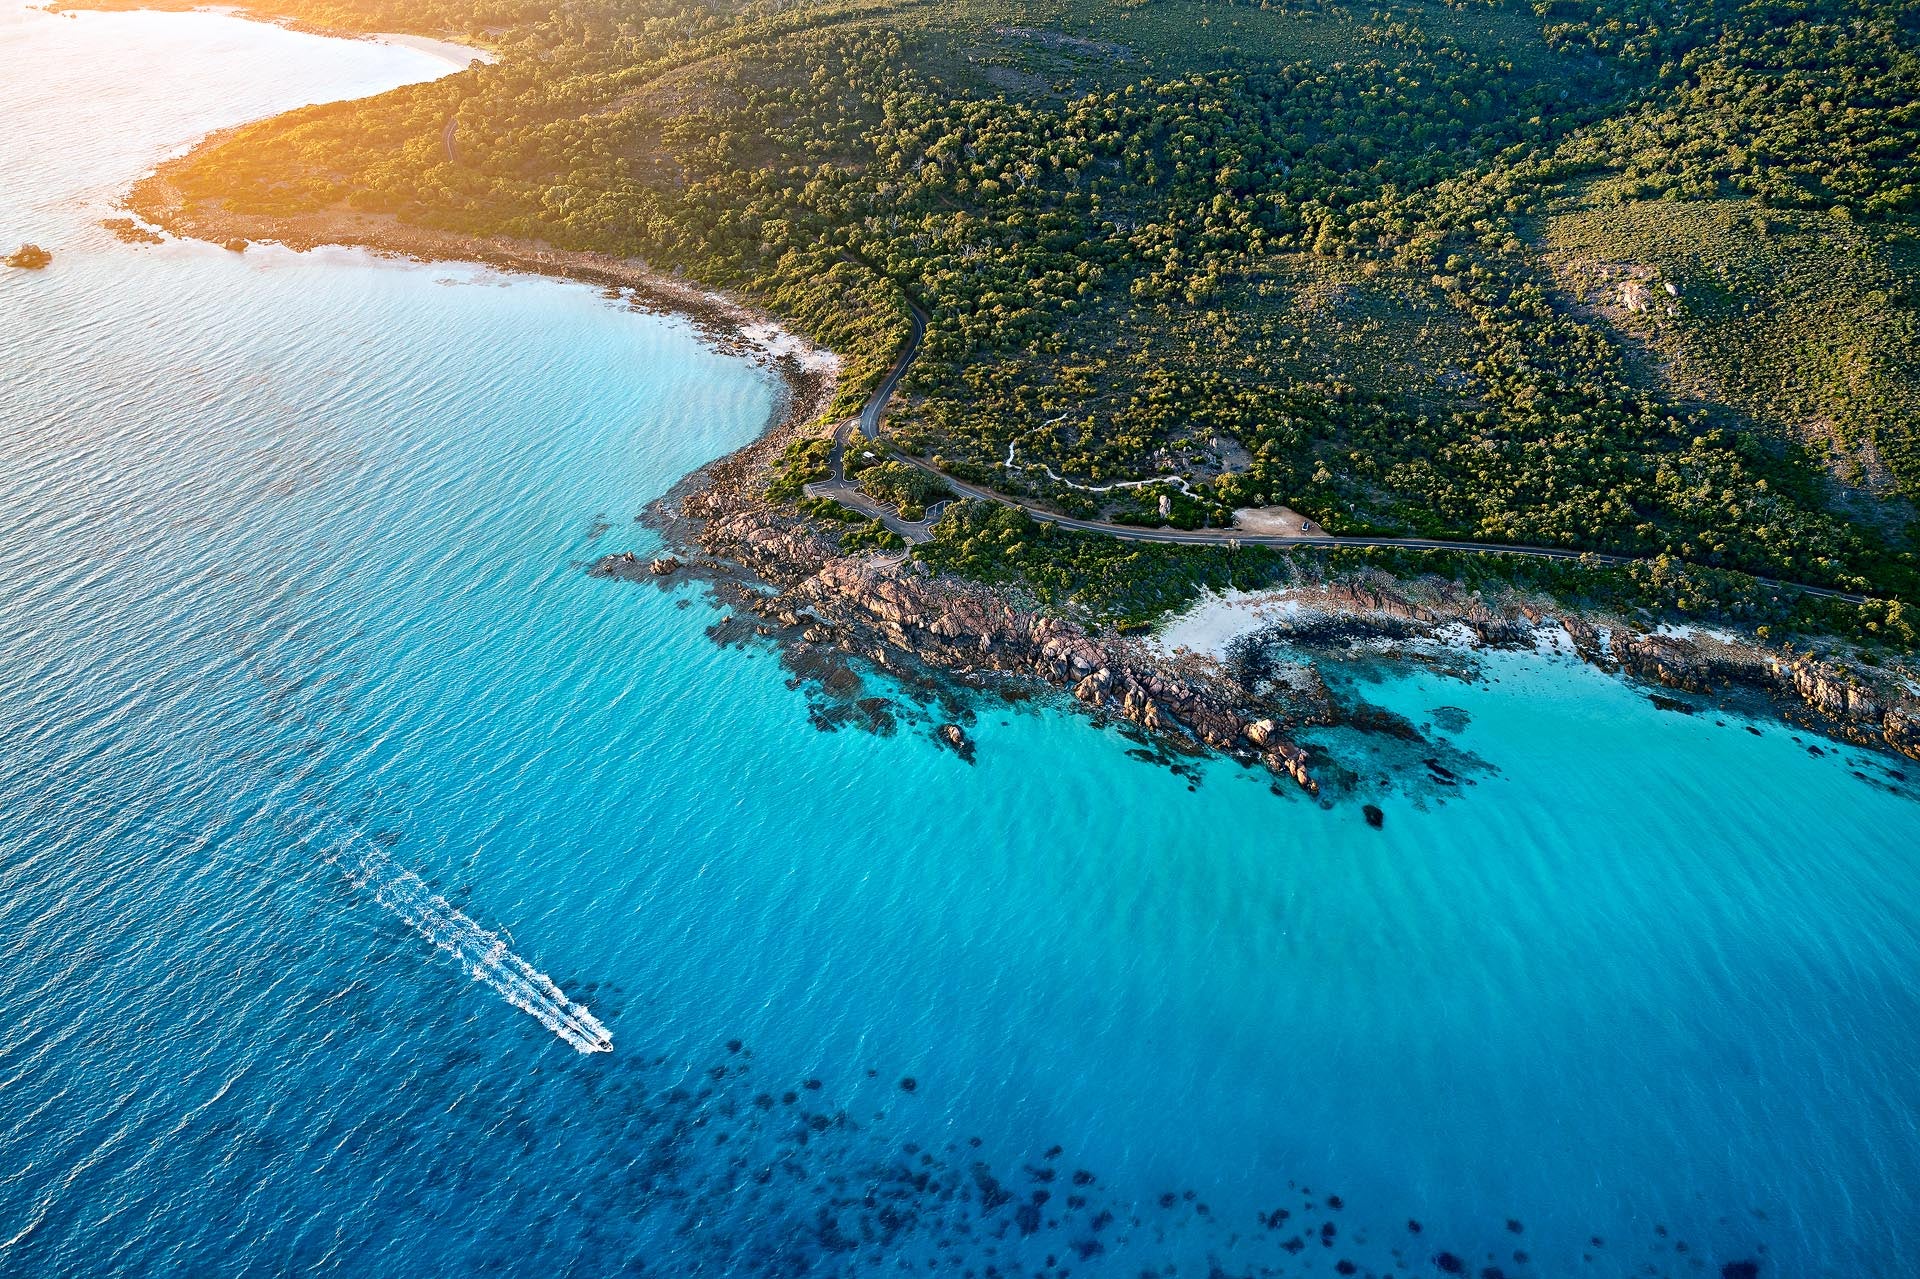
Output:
4 7 1920 1278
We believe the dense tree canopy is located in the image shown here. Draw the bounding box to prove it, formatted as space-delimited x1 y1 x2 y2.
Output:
172 0 1920 604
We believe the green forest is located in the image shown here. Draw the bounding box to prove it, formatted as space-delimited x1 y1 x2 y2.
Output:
168 0 1920 624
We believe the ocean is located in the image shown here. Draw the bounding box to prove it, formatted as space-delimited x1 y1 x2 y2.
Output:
3 6 1918 1276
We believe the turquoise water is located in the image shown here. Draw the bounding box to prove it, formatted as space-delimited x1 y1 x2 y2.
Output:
4 7 1920 1277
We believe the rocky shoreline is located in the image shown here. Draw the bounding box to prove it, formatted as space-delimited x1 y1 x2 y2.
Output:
131 135 1920 791
617 380 1349 791
1188 580 1920 764
620 380 1920 797
626 393 1920 781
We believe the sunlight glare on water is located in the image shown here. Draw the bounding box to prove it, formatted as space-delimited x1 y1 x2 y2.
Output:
3 5 1918 1277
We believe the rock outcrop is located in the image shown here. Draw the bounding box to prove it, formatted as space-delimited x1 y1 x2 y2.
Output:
622 344 1920 789
642 453 1334 790
1606 628 1920 760
1297 586 1920 764
784 556 1329 789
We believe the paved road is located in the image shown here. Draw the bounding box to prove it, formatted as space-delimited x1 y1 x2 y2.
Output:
442 116 459 163
812 301 1880 606
802 304 942 540
803 419 942 542
857 303 925 440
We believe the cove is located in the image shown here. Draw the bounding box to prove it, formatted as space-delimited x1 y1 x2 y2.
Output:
3 5 1919 1278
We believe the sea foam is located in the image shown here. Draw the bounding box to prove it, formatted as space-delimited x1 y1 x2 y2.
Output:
316 818 611 1054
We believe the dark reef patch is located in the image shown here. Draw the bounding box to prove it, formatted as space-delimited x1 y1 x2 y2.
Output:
1118 731 1208 786
567 398 1818 1279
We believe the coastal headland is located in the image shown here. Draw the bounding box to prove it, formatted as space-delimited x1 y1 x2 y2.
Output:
123 43 1920 794
12 10 1920 1277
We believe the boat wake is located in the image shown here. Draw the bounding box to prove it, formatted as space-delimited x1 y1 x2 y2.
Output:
316 819 612 1053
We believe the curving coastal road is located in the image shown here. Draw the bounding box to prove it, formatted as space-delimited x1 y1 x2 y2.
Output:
859 304 926 440
810 305 1879 606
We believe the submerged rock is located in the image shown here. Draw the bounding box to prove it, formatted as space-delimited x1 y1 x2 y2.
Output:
934 722 976 762
5 243 52 269
102 217 164 246
693 534 1329 789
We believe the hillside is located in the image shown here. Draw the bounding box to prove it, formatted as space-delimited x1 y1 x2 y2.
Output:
146 0 1920 638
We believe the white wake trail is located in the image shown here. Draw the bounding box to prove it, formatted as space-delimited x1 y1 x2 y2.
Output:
317 820 612 1054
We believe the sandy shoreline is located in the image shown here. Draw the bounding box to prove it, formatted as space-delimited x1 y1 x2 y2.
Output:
126 168 840 402
111 18 849 535
46 1 497 64
368 29 492 68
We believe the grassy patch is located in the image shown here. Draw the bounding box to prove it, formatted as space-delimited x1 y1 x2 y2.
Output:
1542 196 1920 510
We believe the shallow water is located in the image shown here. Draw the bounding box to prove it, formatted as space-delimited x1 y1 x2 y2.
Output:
3 6 1919 1277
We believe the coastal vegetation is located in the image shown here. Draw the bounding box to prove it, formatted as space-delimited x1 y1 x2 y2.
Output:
150 0 1920 633
921 497 1916 648
857 461 951 520
765 435 835 502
